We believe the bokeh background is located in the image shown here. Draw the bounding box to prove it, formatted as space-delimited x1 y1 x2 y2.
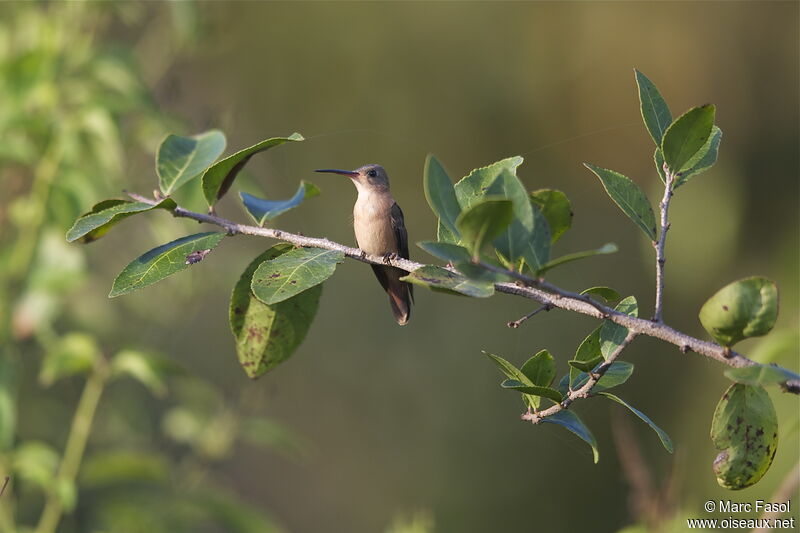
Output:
0 2 797 532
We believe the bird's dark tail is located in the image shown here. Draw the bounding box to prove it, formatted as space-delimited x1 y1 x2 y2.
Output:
371 265 413 325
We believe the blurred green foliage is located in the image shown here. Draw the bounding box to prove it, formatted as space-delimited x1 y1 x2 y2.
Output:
0 3 299 532
0 2 797 533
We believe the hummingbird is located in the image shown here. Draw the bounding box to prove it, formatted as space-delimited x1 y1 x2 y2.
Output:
315 164 413 325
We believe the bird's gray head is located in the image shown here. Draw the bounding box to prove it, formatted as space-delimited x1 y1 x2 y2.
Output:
315 164 390 191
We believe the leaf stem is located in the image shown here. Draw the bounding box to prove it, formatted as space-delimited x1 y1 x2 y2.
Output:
654 164 675 322
34 360 109 533
124 192 800 394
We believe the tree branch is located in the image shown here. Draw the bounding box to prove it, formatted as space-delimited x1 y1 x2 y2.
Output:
654 165 675 322
522 331 638 423
127 192 800 394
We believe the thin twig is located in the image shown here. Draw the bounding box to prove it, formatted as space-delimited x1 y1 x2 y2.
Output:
126 192 800 394
522 331 638 423
654 164 675 322
507 304 552 328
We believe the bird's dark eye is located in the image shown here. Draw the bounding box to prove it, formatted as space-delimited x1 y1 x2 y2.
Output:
367 169 377 178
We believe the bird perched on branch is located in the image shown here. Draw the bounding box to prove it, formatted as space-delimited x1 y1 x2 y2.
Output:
315 164 413 325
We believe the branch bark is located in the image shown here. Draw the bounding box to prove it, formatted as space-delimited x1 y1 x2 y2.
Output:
654 165 675 322
127 192 800 394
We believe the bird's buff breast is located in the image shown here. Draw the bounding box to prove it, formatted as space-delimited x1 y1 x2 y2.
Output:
353 197 396 255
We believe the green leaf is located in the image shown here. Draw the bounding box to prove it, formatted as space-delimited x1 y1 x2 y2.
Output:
486 169 534 263
584 163 657 241
600 296 638 360
417 241 472 264
571 326 603 383
484 352 530 384
571 361 635 392
111 349 173 397
437 218 460 245
240 181 320 226
109 232 226 297
568 357 603 373
710 383 778 489
453 156 524 211
80 450 169 488
12 441 59 489
598 392 673 453
661 105 715 173
541 410 599 463
520 349 556 387
401 266 494 298
482 351 540 409
251 247 344 305
66 198 176 243
202 132 304 205
634 69 673 145
523 204 551 274
455 198 513 259
699 277 778 347
580 286 622 303
158 130 226 195
749 329 800 364
231 245 321 378
500 379 563 403
424 154 461 239
39 332 101 386
529 189 573 244
724 364 800 387
416 242 505 282
537 243 618 275
675 126 723 188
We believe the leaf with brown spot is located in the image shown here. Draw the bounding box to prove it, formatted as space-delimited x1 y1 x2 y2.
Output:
230 245 321 378
710 383 778 490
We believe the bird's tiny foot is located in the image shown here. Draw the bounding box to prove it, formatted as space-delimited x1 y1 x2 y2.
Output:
383 252 398 264
359 250 367 259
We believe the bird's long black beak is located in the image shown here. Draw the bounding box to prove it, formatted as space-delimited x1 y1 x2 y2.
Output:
315 168 359 177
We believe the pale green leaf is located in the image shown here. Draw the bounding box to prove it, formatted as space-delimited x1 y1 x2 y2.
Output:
530 189 573 244
699 277 778 347
455 198 513 259
661 105 715 173
424 154 461 239
676 126 722 188
600 296 638 360
251 247 343 305
724 365 800 387
537 243 618 275
401 266 494 298
158 130 226 195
